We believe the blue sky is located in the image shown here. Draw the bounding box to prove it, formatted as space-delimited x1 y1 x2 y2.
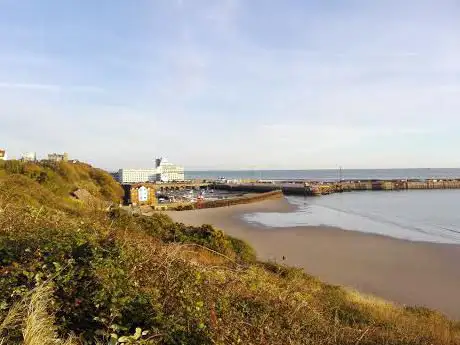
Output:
1 0 459 170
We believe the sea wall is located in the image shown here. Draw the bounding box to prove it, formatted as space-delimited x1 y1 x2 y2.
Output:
213 179 460 196
213 183 310 195
173 190 283 210
341 180 460 191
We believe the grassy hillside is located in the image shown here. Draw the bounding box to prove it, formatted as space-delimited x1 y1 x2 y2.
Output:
0 162 459 344
0 160 123 210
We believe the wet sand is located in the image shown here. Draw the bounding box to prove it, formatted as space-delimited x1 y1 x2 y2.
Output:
165 197 460 319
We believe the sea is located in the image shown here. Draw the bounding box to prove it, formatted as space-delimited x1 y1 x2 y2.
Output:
243 191 460 244
186 168 460 181
187 169 460 245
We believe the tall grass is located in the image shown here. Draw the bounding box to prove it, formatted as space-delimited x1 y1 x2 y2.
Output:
0 285 77 345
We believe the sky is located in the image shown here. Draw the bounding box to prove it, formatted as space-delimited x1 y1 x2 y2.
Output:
0 0 459 170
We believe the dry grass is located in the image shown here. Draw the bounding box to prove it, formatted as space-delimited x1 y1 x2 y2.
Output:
118 229 460 344
23 285 61 345
0 285 78 345
0 296 23 343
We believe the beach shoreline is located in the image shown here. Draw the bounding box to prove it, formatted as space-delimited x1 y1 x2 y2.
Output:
165 197 460 319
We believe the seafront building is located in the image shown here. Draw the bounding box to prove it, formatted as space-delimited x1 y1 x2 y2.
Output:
48 152 69 162
21 152 37 162
0 149 6 161
155 157 185 182
117 157 185 184
118 168 158 184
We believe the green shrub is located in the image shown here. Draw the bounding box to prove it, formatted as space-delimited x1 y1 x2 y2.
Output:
0 212 156 342
260 261 306 280
174 204 195 211
228 237 256 263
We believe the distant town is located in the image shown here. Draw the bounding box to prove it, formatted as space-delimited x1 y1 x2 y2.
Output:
0 148 195 208
0 149 71 163
0 148 185 183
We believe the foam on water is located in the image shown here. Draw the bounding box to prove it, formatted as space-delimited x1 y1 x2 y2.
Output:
242 190 460 244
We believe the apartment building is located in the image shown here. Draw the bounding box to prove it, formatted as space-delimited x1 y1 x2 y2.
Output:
117 168 158 184
48 152 68 162
117 157 185 184
155 157 185 182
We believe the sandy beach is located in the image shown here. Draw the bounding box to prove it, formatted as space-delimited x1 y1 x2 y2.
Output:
165 197 460 319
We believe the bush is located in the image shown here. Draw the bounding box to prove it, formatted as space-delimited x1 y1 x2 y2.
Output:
228 237 256 263
174 204 195 211
0 208 156 343
127 213 253 262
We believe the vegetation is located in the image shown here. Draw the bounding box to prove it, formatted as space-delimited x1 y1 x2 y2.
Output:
0 160 123 208
1 162 460 344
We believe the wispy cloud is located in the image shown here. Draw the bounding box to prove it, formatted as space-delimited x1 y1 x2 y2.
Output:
0 82 61 91
0 1 459 169
0 82 104 93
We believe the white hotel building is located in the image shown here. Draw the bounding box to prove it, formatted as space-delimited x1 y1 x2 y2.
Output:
118 168 158 184
117 158 185 184
155 157 184 182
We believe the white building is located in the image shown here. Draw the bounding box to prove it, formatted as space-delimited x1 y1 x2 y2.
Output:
138 186 149 202
118 168 158 184
21 152 37 162
48 152 68 162
155 157 184 182
0 149 6 161
116 158 185 184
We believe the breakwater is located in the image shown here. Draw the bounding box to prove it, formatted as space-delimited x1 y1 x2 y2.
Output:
199 190 283 208
174 190 283 210
212 179 460 196
339 180 460 192
213 183 308 195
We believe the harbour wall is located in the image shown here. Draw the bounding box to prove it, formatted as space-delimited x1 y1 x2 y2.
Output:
213 183 310 196
173 190 283 210
212 180 460 196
